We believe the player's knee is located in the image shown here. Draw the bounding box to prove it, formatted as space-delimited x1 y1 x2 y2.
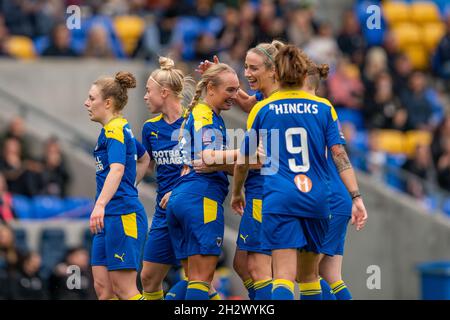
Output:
140 268 163 290
233 256 247 278
248 261 270 281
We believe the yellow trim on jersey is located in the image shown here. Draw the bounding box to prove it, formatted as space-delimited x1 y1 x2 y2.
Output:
104 117 127 144
246 90 338 130
203 197 218 224
121 212 137 239
145 114 163 123
252 199 262 223
192 103 213 131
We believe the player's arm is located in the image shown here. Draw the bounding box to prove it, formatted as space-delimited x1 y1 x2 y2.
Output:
235 89 257 113
136 151 150 186
231 158 250 216
135 139 150 186
91 162 124 234
331 144 367 231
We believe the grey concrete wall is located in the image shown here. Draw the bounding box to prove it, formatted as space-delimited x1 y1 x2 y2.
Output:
344 172 450 300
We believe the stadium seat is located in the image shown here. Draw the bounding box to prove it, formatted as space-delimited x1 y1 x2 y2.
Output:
382 1 411 26
12 195 33 219
113 15 145 56
39 228 67 279
410 1 441 24
5 36 36 59
404 130 432 156
32 196 65 219
403 44 429 69
421 22 446 53
372 129 406 154
13 228 29 254
391 23 422 50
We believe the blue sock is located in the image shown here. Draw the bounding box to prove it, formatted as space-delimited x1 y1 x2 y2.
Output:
243 279 255 300
165 279 188 300
272 279 294 300
185 281 210 300
299 281 322 300
331 280 352 300
254 279 272 300
320 278 336 300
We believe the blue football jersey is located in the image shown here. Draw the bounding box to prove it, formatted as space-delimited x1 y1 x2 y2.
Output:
142 114 184 202
94 117 143 215
173 103 229 203
242 90 343 218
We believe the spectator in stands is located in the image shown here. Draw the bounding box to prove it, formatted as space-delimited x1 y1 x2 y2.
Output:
337 9 366 66
0 173 16 223
392 53 413 95
364 72 407 130
0 223 20 273
402 144 436 200
193 33 218 62
42 22 79 57
432 12 450 83
431 115 450 165
0 116 33 160
132 15 161 61
48 247 96 300
286 7 314 48
327 57 364 109
436 137 450 192
216 6 240 52
362 47 388 101
0 14 10 57
39 137 71 198
0 137 39 196
83 24 115 59
10 251 48 299
400 71 434 131
304 21 339 68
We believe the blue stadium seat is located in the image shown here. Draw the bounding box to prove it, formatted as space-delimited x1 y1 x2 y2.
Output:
12 195 33 219
32 196 65 219
442 198 450 217
57 197 93 219
335 107 365 130
39 228 67 279
13 228 29 254
82 228 93 256
384 154 407 192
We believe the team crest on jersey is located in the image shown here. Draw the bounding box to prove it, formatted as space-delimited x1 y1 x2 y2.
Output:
216 237 223 247
294 174 312 193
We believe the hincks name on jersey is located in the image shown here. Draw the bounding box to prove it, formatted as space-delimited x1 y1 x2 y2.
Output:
152 149 183 165
269 102 319 115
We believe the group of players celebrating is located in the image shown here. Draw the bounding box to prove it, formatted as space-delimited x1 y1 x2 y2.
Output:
83 39 368 301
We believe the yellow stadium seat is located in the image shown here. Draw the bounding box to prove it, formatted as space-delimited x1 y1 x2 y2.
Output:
113 15 145 56
5 36 36 59
405 130 432 157
403 45 429 70
411 1 441 24
382 1 411 26
391 23 422 50
373 129 406 154
421 22 446 52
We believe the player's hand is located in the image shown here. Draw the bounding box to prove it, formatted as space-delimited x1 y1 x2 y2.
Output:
180 165 191 176
90 204 105 234
257 141 266 166
231 191 245 216
192 159 214 173
351 197 367 231
195 55 220 74
159 191 172 209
